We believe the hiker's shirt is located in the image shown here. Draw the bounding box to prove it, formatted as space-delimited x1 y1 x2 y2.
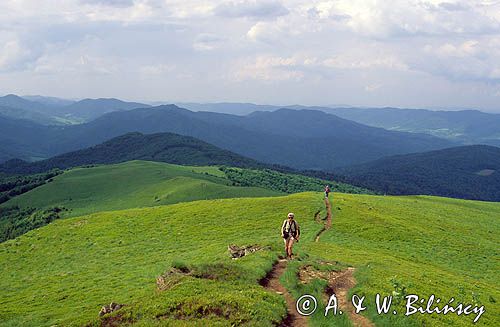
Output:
282 219 300 239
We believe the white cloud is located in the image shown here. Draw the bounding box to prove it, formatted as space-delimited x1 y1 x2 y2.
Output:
322 54 408 71
365 83 382 92
233 55 306 81
193 33 225 51
0 37 33 72
232 51 409 82
1 0 500 110
79 0 135 7
418 37 500 82
214 0 289 19
246 21 279 42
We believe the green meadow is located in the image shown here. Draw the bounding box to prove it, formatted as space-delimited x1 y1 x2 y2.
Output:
1 160 282 218
0 193 323 326
299 194 500 326
1 188 498 326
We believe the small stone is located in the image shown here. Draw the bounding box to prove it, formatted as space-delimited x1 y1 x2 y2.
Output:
98 302 125 317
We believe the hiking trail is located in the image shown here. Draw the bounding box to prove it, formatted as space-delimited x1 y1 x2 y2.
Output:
313 195 374 327
314 197 332 242
324 268 374 327
258 196 333 326
259 195 373 327
259 258 308 327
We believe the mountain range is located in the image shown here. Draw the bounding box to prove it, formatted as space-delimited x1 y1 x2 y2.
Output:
322 107 500 147
0 104 454 169
337 145 500 201
180 103 500 146
0 94 149 125
0 132 266 175
2 94 499 147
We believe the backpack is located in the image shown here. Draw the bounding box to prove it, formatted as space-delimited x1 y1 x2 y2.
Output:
283 219 298 238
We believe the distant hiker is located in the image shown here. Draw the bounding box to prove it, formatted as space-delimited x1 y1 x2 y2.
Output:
281 213 300 259
325 185 331 198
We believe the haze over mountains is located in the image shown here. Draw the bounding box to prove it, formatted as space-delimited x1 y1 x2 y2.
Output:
2 94 500 147
0 94 150 125
2 130 497 201
0 102 454 169
0 93 499 201
323 107 500 147
0 132 266 175
338 145 500 201
180 102 500 146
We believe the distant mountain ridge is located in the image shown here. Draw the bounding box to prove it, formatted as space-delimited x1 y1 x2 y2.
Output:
337 145 500 201
2 94 500 146
310 106 500 147
3 94 500 146
0 132 265 175
0 94 149 125
0 104 455 169
180 102 500 146
54 98 150 121
22 95 75 107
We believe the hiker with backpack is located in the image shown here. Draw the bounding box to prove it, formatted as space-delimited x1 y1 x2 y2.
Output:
325 185 331 198
281 213 300 259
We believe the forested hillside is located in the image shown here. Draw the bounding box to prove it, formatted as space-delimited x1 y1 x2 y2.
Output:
338 145 500 201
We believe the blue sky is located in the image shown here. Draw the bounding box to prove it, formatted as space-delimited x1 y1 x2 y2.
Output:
1 0 500 111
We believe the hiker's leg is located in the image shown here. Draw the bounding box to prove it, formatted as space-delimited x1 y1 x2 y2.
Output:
283 238 289 257
287 238 295 258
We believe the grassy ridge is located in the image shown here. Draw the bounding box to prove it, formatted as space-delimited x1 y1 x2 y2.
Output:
0 193 324 326
0 192 498 326
300 194 500 326
1 161 282 218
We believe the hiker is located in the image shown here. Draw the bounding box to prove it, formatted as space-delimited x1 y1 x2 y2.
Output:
325 185 331 198
281 213 300 259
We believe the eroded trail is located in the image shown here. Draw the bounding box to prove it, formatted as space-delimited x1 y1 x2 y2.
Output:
259 195 373 327
315 197 332 242
324 268 374 327
260 259 308 327
311 195 374 327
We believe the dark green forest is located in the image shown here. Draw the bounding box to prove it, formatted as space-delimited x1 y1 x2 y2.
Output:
220 167 373 195
0 170 61 204
337 145 500 201
0 132 269 175
0 206 66 242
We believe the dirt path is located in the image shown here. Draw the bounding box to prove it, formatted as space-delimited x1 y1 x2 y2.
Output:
314 197 332 242
258 195 372 327
324 268 374 327
260 259 308 327
312 195 374 327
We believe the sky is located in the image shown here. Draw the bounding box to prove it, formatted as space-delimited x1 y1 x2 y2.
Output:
0 0 500 111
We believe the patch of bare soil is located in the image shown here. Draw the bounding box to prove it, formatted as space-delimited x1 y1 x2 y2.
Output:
315 197 332 242
299 265 374 327
227 244 264 259
259 259 308 327
99 313 132 327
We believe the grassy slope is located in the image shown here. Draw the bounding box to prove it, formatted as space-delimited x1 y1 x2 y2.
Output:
0 193 498 326
301 194 499 326
1 160 281 217
0 193 324 326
